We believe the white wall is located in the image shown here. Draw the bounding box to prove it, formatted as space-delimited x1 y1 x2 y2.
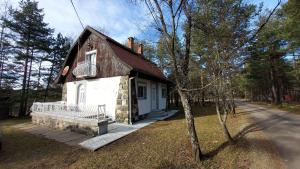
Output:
65 76 121 120
136 78 151 115
136 78 167 115
158 83 167 110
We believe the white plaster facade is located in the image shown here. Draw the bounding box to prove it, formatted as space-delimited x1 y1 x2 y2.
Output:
136 78 167 115
64 76 167 121
66 76 121 120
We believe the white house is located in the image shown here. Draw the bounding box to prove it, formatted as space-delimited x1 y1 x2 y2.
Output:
51 26 170 124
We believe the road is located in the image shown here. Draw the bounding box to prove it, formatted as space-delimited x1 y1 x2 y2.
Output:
237 102 300 169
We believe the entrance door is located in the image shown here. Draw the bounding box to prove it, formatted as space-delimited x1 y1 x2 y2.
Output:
77 84 86 109
151 83 158 110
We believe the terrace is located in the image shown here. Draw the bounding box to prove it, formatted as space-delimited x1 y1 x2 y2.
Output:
30 102 108 136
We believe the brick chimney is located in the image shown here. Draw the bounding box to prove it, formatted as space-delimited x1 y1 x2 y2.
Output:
128 37 134 50
137 43 144 55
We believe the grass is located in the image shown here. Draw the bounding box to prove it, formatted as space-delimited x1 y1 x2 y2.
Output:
0 105 284 169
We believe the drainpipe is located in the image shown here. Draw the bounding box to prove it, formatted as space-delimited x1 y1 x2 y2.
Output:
128 77 135 125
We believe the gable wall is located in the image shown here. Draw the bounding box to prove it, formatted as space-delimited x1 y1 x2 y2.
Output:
64 33 131 83
65 76 122 120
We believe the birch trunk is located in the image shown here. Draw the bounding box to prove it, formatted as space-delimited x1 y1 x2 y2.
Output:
216 100 234 143
178 90 203 161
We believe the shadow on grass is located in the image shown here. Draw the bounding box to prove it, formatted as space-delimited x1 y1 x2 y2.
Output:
167 103 284 160
0 116 31 127
167 104 219 121
204 112 285 159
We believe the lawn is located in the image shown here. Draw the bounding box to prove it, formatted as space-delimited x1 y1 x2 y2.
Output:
253 102 300 115
0 105 284 169
274 103 300 115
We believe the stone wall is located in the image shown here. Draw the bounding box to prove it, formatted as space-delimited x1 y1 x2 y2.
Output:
115 76 129 123
31 112 108 136
62 83 67 102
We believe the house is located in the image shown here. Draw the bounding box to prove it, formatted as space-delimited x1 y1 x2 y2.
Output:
31 26 169 135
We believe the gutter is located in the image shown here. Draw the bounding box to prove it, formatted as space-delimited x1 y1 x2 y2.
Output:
128 77 135 125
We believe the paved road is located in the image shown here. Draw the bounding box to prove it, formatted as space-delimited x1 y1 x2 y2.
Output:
237 102 300 169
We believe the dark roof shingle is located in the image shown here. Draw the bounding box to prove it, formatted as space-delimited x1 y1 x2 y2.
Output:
107 40 166 80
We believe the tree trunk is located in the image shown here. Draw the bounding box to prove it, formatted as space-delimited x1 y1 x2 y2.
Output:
231 90 236 116
270 67 281 105
24 52 33 113
19 55 29 116
175 92 179 107
37 60 43 89
44 61 54 102
216 100 234 143
221 121 233 142
0 26 5 88
178 90 203 161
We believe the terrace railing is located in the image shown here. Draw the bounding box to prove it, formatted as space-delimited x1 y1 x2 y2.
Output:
31 102 106 123
72 62 97 78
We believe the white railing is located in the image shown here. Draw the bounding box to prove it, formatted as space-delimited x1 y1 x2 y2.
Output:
72 62 97 78
31 102 106 122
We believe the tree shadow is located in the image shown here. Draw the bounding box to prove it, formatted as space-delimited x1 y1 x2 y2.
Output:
167 102 292 160
166 104 219 121
204 113 285 159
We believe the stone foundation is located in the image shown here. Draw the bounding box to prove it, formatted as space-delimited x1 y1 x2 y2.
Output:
31 112 108 136
62 83 67 102
115 76 129 123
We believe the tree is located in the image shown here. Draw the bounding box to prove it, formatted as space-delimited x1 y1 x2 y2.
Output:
0 0 13 88
4 0 53 116
191 0 259 142
242 9 296 104
142 0 203 161
43 33 71 101
282 0 300 47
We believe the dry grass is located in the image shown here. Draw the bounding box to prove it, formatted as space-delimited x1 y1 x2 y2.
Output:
275 103 300 115
253 102 300 115
0 105 284 169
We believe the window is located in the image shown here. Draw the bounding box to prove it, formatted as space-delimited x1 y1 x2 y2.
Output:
85 50 97 76
161 87 167 98
85 50 97 65
137 82 147 99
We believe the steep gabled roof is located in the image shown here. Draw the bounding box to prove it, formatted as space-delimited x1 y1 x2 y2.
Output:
55 26 167 84
107 40 166 80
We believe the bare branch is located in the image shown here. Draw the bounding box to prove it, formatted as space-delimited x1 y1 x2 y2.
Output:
248 0 282 42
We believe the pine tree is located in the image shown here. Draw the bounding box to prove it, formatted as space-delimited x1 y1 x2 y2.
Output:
0 0 14 88
4 0 53 116
43 33 71 101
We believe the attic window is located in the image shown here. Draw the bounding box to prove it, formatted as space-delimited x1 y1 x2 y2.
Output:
85 50 97 66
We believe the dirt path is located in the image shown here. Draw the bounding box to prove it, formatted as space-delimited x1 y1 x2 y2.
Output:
237 101 300 169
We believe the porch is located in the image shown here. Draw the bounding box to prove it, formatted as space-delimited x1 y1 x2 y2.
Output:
30 102 109 136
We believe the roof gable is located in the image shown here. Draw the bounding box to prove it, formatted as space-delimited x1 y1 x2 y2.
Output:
55 26 167 83
108 41 166 80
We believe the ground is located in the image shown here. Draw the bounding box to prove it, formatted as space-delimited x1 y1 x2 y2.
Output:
253 102 300 115
238 101 300 169
0 105 284 169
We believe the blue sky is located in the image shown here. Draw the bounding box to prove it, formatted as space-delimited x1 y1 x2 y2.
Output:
1 0 287 43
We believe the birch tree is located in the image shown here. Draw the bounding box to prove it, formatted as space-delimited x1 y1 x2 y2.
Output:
191 0 281 142
142 0 203 161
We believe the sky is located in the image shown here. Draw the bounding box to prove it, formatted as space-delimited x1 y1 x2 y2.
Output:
1 0 287 43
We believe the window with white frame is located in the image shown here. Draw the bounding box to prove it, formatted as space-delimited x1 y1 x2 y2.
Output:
137 82 147 99
85 50 97 75
161 87 167 98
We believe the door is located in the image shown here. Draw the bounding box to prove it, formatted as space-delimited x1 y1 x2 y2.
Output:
151 83 158 110
77 84 86 109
